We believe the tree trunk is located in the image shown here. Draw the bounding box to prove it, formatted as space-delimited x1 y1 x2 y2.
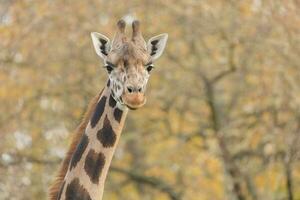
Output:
284 159 294 200
203 77 247 200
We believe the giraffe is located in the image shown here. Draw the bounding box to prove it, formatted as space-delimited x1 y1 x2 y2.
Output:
48 19 168 200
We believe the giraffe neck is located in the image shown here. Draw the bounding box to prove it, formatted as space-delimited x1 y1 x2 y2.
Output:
59 83 128 200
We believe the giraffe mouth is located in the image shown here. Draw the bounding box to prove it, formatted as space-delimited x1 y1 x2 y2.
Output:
126 105 139 110
124 99 146 110
122 93 146 110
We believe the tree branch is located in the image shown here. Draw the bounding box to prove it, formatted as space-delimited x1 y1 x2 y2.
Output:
0 153 181 200
211 42 237 83
111 167 182 200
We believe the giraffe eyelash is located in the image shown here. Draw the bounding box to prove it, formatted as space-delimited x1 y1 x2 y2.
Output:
145 62 153 66
104 61 116 68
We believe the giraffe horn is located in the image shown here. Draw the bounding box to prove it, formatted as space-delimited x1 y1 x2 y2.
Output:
132 20 141 38
112 19 127 47
132 20 146 48
117 19 126 33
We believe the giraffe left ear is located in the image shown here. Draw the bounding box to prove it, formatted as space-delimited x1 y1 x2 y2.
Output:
91 32 111 60
147 33 168 61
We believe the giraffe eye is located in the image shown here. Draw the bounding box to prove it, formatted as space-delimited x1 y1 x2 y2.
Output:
105 65 113 73
146 64 154 73
104 62 115 73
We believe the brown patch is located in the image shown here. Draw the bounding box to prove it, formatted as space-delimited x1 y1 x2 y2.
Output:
109 94 116 108
113 108 123 123
90 95 107 128
65 178 91 200
48 89 103 200
69 134 89 170
97 115 116 148
84 149 105 184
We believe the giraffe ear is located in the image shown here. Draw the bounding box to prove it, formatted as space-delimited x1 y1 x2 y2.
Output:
91 32 111 59
147 33 168 61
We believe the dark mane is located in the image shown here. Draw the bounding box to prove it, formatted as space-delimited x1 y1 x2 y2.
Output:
48 90 103 200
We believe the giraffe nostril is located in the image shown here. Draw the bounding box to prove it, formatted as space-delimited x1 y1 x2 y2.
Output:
127 86 143 93
127 87 133 93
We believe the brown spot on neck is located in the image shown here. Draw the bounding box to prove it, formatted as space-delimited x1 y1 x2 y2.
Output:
84 149 106 184
65 178 91 200
48 89 103 200
97 115 117 148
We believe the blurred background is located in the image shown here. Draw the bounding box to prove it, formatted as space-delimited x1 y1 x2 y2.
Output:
1 0 300 199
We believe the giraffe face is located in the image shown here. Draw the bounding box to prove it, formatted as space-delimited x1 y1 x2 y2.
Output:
91 20 168 110
105 43 150 109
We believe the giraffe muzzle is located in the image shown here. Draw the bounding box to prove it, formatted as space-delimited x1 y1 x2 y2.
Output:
122 93 146 109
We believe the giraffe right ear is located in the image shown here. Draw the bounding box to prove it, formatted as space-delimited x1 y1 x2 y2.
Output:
147 34 168 61
91 32 111 59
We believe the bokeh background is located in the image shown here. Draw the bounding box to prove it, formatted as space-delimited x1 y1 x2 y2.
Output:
1 0 300 199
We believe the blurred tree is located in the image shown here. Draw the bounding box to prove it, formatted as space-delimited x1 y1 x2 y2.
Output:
0 0 299 199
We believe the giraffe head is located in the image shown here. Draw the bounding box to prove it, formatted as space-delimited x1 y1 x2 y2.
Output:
91 19 168 110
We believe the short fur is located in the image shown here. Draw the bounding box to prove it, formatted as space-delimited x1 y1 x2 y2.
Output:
48 90 103 200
